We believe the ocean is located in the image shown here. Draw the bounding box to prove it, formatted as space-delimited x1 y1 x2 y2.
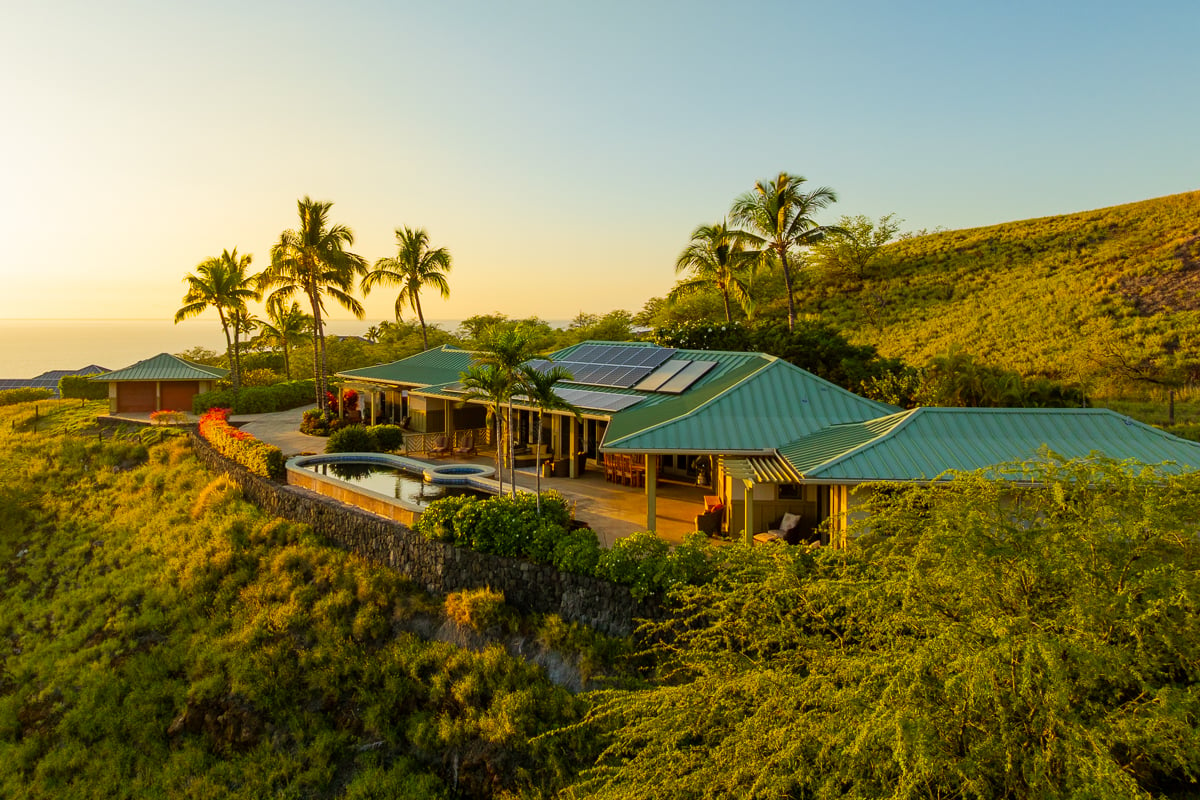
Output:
0 318 397 378
0 318 574 378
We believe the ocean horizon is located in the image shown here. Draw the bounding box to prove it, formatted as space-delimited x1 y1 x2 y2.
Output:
0 318 573 379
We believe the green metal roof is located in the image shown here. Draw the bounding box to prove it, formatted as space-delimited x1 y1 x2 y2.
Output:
780 407 1200 482
338 345 477 387
94 353 227 382
602 356 897 453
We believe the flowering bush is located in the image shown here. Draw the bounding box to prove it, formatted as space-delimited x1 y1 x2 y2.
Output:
324 388 359 415
198 407 285 479
300 409 344 436
150 409 190 425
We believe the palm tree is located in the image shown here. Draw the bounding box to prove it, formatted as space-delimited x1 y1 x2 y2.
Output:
256 297 312 381
519 362 580 512
174 248 259 390
361 227 452 351
475 326 539 495
459 363 512 496
730 172 842 331
670 220 755 323
261 197 366 409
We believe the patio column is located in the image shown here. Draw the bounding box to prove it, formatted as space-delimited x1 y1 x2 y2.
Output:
368 390 377 425
645 455 657 532
743 479 756 545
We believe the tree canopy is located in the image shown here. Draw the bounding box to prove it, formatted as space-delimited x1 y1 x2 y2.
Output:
564 457 1200 799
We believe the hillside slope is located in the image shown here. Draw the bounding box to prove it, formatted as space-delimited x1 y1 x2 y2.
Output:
806 190 1200 392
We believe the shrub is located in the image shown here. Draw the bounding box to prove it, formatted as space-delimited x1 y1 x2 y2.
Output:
366 424 405 452
552 529 602 576
193 380 316 415
58 374 108 400
300 409 344 436
444 587 514 633
325 425 379 454
198 407 285 479
527 520 570 563
193 388 237 415
0 387 54 406
150 409 189 425
415 495 479 543
595 531 715 600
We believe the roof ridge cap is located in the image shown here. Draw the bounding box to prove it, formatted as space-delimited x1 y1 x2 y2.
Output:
793 408 919 478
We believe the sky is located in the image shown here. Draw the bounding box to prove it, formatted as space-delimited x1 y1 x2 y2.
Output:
1 0 1197 324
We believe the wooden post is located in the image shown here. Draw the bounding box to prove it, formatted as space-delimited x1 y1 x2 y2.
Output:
743 479 755 545
645 455 657 532
569 417 579 478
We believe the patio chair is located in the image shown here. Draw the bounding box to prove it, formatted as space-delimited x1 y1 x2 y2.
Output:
429 434 451 457
453 431 476 456
694 503 723 535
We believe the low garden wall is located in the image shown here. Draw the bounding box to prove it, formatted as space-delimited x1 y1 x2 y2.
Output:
189 431 656 636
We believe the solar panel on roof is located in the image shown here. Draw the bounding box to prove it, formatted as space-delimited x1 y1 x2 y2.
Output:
630 347 677 368
634 360 689 391
658 360 717 393
556 388 644 412
562 343 676 368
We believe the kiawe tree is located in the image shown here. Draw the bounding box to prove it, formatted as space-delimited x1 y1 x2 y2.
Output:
670 220 755 323
174 247 260 391
261 196 366 410
730 171 842 331
361 227 452 352
810 212 902 283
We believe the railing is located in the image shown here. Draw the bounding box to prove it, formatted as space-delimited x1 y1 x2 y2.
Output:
404 428 488 456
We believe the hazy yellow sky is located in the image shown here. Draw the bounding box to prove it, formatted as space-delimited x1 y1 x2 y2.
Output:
2 1 1197 324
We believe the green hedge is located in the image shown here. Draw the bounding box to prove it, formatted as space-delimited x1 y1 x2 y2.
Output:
58 374 108 400
416 492 712 596
192 380 315 415
0 387 54 406
322 424 406 454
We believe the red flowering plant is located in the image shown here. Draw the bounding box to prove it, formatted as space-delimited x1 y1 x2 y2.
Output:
324 388 359 416
198 407 284 478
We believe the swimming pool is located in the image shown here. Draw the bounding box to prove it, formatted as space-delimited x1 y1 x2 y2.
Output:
286 453 501 524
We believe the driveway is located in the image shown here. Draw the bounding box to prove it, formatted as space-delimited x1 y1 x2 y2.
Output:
230 405 326 457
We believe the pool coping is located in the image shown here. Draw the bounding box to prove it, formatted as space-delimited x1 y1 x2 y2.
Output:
286 452 523 518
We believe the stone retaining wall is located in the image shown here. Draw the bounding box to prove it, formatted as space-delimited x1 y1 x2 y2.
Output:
189 432 656 636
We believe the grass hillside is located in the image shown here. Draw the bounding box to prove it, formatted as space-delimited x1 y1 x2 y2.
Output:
0 401 596 799
806 190 1200 395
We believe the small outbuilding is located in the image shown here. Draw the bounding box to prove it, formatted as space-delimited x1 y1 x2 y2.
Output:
93 353 226 413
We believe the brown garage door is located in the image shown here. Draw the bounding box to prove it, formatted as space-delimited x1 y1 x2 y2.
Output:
116 382 157 412
161 381 200 412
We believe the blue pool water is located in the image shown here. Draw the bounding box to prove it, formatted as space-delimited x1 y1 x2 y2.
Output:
299 461 493 507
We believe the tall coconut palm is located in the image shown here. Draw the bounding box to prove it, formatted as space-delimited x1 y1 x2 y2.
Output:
261 197 366 409
361 227 452 351
256 297 312 381
476 326 539 495
519 362 580 513
174 248 259 390
670 220 755 323
459 363 511 496
730 172 841 331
